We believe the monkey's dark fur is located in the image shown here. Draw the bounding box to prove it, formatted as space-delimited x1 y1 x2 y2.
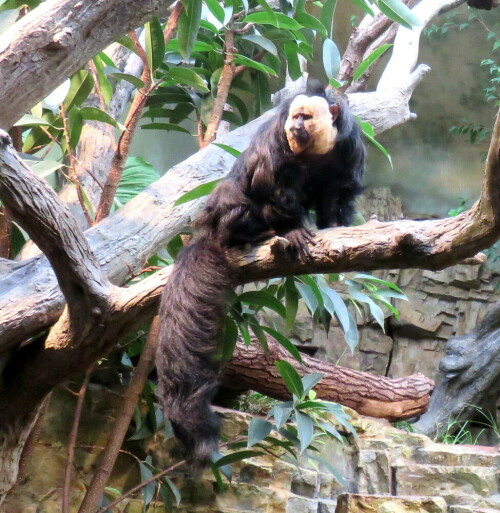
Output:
156 83 366 469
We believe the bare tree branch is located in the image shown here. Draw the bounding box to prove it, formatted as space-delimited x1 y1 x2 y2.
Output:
223 339 434 420
0 0 173 128
0 132 114 328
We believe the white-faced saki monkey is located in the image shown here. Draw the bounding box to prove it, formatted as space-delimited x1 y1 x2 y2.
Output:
156 81 366 469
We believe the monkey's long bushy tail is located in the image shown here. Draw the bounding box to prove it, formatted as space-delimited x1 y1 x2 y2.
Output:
156 237 232 469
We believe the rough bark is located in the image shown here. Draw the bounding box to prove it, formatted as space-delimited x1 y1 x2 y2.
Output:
412 307 500 437
0 0 172 129
223 340 434 420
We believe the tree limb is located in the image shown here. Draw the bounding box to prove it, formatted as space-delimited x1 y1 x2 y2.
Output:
0 0 173 128
377 0 466 91
0 131 116 346
223 339 434 420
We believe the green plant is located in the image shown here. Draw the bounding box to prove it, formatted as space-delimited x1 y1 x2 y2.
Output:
435 405 499 445
212 363 356 488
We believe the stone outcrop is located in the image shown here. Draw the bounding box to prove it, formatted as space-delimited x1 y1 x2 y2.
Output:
5 394 499 513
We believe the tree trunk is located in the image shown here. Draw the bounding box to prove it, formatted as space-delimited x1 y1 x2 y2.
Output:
412 307 500 437
223 339 434 420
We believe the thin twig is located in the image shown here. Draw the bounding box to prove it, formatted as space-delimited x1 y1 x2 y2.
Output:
60 104 94 226
201 29 237 147
95 460 186 513
77 317 160 513
62 364 95 513
88 60 108 112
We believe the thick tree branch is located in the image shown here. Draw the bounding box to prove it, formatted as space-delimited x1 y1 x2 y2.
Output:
377 0 466 91
412 306 500 437
223 340 434 420
0 132 116 345
0 93 499 351
0 0 172 128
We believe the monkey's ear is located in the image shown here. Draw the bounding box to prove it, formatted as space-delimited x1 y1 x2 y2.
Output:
329 103 340 122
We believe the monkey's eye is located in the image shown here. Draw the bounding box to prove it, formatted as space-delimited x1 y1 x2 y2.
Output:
293 113 313 121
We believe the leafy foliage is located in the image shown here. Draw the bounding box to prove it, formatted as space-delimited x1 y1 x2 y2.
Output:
212 365 355 487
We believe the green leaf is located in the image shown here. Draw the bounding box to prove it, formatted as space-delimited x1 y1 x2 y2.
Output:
178 0 202 60
141 122 191 134
344 310 358 352
296 282 318 314
205 0 225 23
308 453 346 485
240 34 278 56
214 450 264 467
79 106 125 130
108 71 145 89
174 178 221 206
301 373 324 397
275 360 303 398
238 290 286 317
352 273 405 294
116 35 138 54
145 17 165 72
233 54 278 76
296 411 314 453
139 461 155 505
243 11 302 30
248 318 268 352
318 421 343 442
103 487 122 499
162 477 181 507
213 143 241 157
294 0 306 13
294 12 327 37
221 316 239 362
14 114 52 127
361 126 393 167
247 418 273 447
323 38 341 79
372 295 400 319
262 326 302 363
210 463 227 492
300 275 324 309
320 0 337 38
92 54 113 105
64 70 95 111
353 44 392 81
227 93 250 124
377 0 421 30
285 277 299 332
168 67 209 92
350 290 385 331
372 289 407 301
320 286 349 333
23 158 64 179
68 107 83 149
350 0 374 16
116 157 161 206
270 402 293 429
166 234 184 259
167 38 216 52
284 42 302 81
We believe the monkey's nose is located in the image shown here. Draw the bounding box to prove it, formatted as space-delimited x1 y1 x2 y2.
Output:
291 127 310 144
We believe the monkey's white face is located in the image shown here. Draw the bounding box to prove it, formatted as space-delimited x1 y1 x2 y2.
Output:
284 95 337 156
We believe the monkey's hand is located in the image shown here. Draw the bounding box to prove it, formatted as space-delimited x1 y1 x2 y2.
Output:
284 228 316 259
